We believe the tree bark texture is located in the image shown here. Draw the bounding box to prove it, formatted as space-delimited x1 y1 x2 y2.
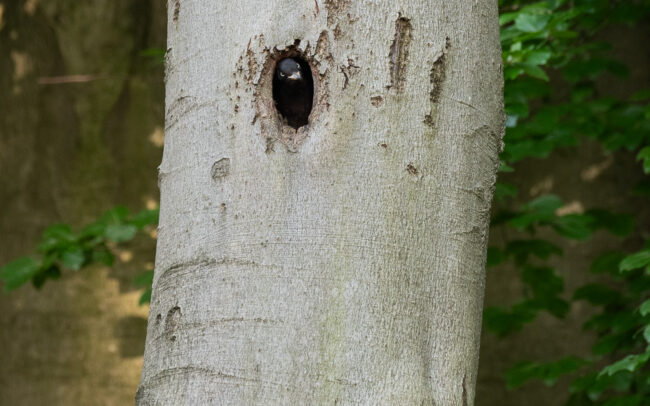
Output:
138 1 504 405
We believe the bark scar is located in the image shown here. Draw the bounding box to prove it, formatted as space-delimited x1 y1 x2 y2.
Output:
424 37 451 129
339 58 360 90
172 0 180 24
388 15 413 92
164 306 181 342
211 158 231 180
462 373 468 406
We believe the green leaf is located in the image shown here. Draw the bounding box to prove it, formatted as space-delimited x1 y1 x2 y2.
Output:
486 247 505 267
91 249 114 266
570 371 634 400
104 224 138 243
520 63 550 81
525 50 552 66
599 353 650 377
133 270 154 287
495 182 518 201
42 224 74 240
38 224 76 253
484 302 538 337
552 214 593 240
515 13 551 33
140 48 166 57
591 252 626 274
521 266 568 317
61 247 85 271
636 146 650 174
631 89 650 101
573 284 622 306
640 299 650 317
134 270 154 305
130 209 159 228
499 11 519 26
79 222 106 240
526 194 564 213
570 371 635 400
0 257 40 292
139 48 165 65
509 195 564 229
499 162 515 172
506 239 563 264
583 311 639 336
521 266 563 294
586 210 634 237
630 89 650 101
619 250 650 273
592 334 629 356
138 289 152 305
98 206 130 225
32 266 61 289
643 325 650 344
505 357 587 389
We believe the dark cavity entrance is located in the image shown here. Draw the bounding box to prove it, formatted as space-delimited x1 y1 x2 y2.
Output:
272 57 314 129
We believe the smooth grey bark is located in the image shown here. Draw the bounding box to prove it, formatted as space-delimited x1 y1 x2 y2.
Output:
138 0 504 405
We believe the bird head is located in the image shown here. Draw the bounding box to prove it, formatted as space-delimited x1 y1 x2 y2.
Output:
276 58 303 82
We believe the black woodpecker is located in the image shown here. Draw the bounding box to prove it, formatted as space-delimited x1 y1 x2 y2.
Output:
272 57 313 129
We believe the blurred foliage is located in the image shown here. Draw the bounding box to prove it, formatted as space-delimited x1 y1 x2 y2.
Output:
491 0 650 404
0 206 157 304
1 0 650 404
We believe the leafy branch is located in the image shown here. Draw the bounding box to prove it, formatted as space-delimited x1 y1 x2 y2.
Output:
0 206 158 304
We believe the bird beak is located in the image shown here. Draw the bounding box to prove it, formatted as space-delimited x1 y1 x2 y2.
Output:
287 71 302 81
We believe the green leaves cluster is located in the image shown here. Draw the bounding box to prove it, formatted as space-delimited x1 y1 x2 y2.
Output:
0 206 158 303
500 0 650 171
486 199 636 338
502 243 650 403
493 194 633 239
492 0 650 404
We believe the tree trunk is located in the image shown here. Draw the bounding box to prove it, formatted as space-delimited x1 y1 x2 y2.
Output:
138 0 504 404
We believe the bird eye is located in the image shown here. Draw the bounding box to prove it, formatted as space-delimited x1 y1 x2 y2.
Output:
272 57 314 129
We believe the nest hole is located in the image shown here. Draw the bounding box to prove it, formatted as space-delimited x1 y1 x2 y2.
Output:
272 56 314 129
